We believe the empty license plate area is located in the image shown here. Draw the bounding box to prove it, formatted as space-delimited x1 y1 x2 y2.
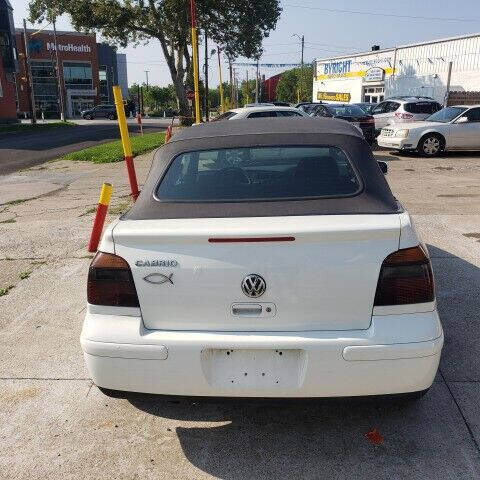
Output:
201 349 307 391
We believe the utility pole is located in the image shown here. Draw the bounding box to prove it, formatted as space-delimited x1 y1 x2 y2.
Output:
255 59 259 103
203 31 209 121
293 34 305 101
444 61 453 107
23 19 36 124
245 69 249 105
189 0 201 123
144 70 149 91
229 59 234 109
52 19 66 121
217 47 225 113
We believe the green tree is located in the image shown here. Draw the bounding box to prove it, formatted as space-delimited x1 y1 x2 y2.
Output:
129 83 177 114
275 66 314 104
28 0 281 119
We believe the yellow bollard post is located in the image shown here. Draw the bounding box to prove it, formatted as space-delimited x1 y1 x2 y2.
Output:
113 86 139 200
88 182 113 252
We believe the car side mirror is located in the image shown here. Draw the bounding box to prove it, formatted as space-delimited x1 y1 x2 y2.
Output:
456 116 469 123
378 161 388 174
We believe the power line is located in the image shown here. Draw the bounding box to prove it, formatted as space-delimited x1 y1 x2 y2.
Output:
283 3 480 22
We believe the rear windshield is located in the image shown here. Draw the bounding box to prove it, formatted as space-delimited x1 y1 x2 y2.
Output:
404 102 440 114
156 146 361 202
211 111 237 121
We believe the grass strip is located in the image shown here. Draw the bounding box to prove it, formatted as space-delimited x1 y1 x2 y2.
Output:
60 131 166 163
0 121 75 134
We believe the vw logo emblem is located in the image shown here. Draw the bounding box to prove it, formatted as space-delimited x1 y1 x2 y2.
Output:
241 274 266 298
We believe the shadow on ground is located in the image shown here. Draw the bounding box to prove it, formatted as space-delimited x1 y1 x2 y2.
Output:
100 244 480 479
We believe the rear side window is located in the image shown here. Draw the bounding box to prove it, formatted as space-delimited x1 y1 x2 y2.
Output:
211 111 237 121
156 146 361 202
387 102 400 112
277 110 303 117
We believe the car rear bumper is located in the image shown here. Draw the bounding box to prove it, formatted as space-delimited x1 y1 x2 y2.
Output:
81 310 443 397
377 137 416 150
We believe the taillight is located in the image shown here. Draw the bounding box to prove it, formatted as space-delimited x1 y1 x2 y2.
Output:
394 112 414 119
87 252 139 307
374 246 434 306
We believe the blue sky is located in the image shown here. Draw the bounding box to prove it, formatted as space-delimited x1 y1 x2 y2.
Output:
11 0 480 88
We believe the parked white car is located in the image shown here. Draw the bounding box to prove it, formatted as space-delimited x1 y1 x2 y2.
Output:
81 118 443 399
377 105 480 156
372 96 442 132
212 105 308 120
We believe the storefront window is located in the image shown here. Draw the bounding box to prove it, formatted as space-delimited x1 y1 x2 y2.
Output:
99 65 109 102
63 62 93 90
31 60 59 115
0 31 15 70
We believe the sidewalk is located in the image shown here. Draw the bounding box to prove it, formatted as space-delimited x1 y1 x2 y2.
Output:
0 154 152 295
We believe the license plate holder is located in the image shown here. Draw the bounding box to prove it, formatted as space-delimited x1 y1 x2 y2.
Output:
201 348 306 391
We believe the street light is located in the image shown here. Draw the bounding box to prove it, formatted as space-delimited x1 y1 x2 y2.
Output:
293 33 305 102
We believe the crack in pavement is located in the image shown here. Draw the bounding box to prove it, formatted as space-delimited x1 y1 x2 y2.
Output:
440 368 480 455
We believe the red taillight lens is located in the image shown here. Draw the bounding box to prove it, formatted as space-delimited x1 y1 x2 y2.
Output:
87 252 139 307
374 246 434 306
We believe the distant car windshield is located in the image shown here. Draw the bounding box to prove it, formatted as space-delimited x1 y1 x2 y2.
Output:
426 106 467 123
157 146 361 202
356 104 375 114
327 105 368 117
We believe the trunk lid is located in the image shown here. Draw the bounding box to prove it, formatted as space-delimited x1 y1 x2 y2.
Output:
113 215 400 332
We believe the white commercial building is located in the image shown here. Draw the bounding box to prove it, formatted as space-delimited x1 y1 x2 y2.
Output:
313 33 480 105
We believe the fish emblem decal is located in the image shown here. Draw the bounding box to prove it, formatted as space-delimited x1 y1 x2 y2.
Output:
143 273 174 285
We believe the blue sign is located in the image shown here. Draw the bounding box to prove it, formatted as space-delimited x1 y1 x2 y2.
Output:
28 39 42 54
323 60 352 75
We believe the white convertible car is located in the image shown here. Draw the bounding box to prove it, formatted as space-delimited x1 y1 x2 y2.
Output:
377 105 480 156
81 118 443 399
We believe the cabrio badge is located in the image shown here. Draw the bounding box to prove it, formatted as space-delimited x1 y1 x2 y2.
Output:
135 260 178 267
143 273 174 285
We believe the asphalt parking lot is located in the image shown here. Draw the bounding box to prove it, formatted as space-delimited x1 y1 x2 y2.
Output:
1 147 480 479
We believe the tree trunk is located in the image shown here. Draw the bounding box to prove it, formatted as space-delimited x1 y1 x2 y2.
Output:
156 34 191 118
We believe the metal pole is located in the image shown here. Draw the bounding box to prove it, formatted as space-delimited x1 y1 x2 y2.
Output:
300 35 305 101
217 47 225 113
229 60 234 109
204 31 209 121
444 61 453 107
53 19 66 121
245 69 249 105
23 19 36 124
190 0 201 123
144 70 149 90
255 60 259 103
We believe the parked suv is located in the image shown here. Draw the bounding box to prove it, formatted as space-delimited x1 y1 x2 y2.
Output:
372 97 442 132
81 104 117 120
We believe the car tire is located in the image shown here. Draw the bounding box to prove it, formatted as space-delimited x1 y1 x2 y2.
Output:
108 114 116 120
84 114 92 120
417 133 444 157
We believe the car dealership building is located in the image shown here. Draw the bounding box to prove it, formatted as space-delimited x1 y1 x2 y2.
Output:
313 33 480 106
14 28 128 118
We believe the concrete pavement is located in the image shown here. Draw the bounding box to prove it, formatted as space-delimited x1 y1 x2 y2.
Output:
0 118 172 175
1 149 480 479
